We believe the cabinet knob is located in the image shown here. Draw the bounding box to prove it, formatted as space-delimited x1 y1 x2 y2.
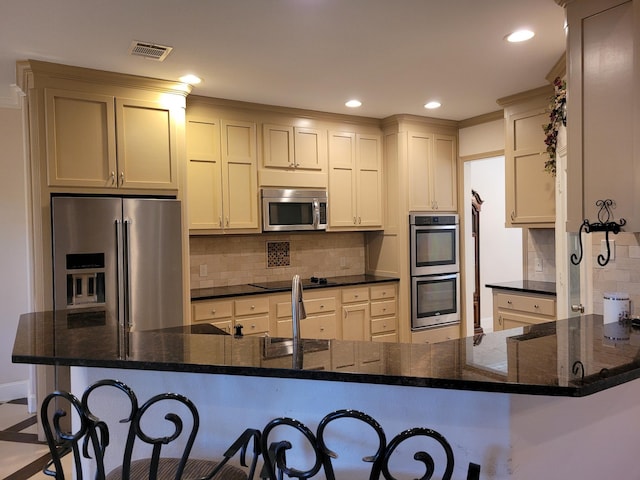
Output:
320 304 324 309
507 300 512 305
225 217 229 227
119 172 124 186
382 308 387 312
251 305 255 310
219 216 223 227
110 172 116 185
358 217 362 224
534 304 539 309
354 294 359 298
498 315 503 325
320 327 324 331
353 217 357 224
211 309 216 314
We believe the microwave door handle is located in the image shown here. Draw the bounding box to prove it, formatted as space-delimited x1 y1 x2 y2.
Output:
313 199 319 228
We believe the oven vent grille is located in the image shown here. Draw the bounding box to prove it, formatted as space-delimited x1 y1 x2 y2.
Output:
128 41 173 61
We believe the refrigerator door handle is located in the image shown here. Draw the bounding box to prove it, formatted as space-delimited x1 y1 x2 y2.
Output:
123 219 132 328
115 219 125 329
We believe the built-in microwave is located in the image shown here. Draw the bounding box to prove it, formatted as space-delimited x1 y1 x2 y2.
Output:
262 188 328 232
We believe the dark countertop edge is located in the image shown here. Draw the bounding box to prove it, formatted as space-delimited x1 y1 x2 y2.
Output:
485 281 557 297
191 275 400 301
15 353 612 398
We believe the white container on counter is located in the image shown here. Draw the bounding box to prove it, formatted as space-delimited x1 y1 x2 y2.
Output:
603 292 630 324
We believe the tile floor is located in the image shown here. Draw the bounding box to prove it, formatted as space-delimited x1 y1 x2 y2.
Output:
0 398 52 480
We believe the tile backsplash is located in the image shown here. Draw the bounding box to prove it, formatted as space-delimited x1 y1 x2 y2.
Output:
527 228 556 282
591 232 640 317
190 232 366 288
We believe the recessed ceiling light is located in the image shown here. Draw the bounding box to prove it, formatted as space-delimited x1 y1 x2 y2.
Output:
506 29 535 43
345 99 362 108
424 101 441 109
179 74 202 85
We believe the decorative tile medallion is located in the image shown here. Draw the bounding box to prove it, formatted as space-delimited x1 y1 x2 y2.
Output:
267 241 290 268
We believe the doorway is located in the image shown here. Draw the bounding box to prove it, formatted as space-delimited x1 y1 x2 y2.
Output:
463 156 523 333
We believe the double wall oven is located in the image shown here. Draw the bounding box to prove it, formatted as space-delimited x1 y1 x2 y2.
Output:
409 213 460 330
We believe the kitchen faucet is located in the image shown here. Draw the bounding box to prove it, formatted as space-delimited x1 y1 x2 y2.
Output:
291 274 306 369
291 274 306 342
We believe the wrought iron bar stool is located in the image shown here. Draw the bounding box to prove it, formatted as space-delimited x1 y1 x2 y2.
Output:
259 408 481 480
40 379 261 480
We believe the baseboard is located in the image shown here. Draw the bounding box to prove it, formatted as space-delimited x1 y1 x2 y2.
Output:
0 380 30 403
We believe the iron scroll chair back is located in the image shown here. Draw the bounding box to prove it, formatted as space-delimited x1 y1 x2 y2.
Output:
40 389 106 480
259 409 481 480
41 379 261 480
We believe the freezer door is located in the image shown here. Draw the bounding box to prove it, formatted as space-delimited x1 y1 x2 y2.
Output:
52 196 121 320
123 198 184 330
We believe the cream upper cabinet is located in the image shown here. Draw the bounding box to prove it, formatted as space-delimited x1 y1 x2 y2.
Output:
44 88 178 190
328 131 383 229
187 116 259 232
408 132 457 212
262 124 325 170
499 87 555 227
566 0 640 232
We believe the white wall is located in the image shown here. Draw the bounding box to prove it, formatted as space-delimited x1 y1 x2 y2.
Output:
464 157 523 331
0 104 31 401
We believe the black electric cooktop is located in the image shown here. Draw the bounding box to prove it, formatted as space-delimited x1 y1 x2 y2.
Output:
249 277 337 291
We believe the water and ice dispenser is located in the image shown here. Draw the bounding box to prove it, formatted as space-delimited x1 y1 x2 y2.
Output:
64 253 106 308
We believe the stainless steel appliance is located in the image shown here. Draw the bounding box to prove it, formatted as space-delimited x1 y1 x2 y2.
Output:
52 196 184 333
262 188 327 232
409 213 460 330
409 213 459 276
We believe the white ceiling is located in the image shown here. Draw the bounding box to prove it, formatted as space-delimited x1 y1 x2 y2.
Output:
0 0 566 121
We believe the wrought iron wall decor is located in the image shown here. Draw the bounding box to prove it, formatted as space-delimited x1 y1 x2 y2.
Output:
571 199 626 267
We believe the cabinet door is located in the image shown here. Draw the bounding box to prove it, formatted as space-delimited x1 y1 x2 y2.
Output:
357 134 383 227
263 124 294 168
431 134 457 212
506 107 555 225
187 118 223 230
342 303 369 341
408 132 433 211
567 0 638 230
328 131 357 227
116 98 178 189
221 120 259 230
294 127 324 170
44 89 117 187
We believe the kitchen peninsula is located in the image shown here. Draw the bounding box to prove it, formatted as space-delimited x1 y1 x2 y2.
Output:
12 311 640 479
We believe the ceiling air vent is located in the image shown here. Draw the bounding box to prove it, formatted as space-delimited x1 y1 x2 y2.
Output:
128 41 173 61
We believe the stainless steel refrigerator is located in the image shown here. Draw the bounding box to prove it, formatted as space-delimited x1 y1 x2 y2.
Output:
51 196 184 337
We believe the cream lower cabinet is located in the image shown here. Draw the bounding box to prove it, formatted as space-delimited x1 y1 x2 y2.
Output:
408 132 457 212
492 290 556 331
273 290 338 340
187 116 259 232
44 88 179 190
191 296 269 337
411 324 460 344
191 298 234 334
341 287 370 341
328 131 383 229
370 284 398 342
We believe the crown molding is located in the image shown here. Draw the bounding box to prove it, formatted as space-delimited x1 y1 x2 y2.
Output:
458 110 504 129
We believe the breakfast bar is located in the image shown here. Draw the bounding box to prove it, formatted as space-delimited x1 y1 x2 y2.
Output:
12 310 640 479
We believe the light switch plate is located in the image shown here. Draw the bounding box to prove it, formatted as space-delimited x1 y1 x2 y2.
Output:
199 264 207 277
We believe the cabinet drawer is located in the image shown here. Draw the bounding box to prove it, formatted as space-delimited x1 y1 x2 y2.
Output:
342 288 369 303
276 297 336 318
496 293 555 317
235 315 269 335
370 299 396 318
235 297 269 316
192 300 233 322
370 284 397 301
371 316 397 334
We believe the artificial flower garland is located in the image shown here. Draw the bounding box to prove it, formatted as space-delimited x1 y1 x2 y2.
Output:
542 76 567 176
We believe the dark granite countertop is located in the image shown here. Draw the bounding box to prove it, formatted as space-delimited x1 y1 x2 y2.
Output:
13 309 640 397
191 274 399 300
485 280 556 296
